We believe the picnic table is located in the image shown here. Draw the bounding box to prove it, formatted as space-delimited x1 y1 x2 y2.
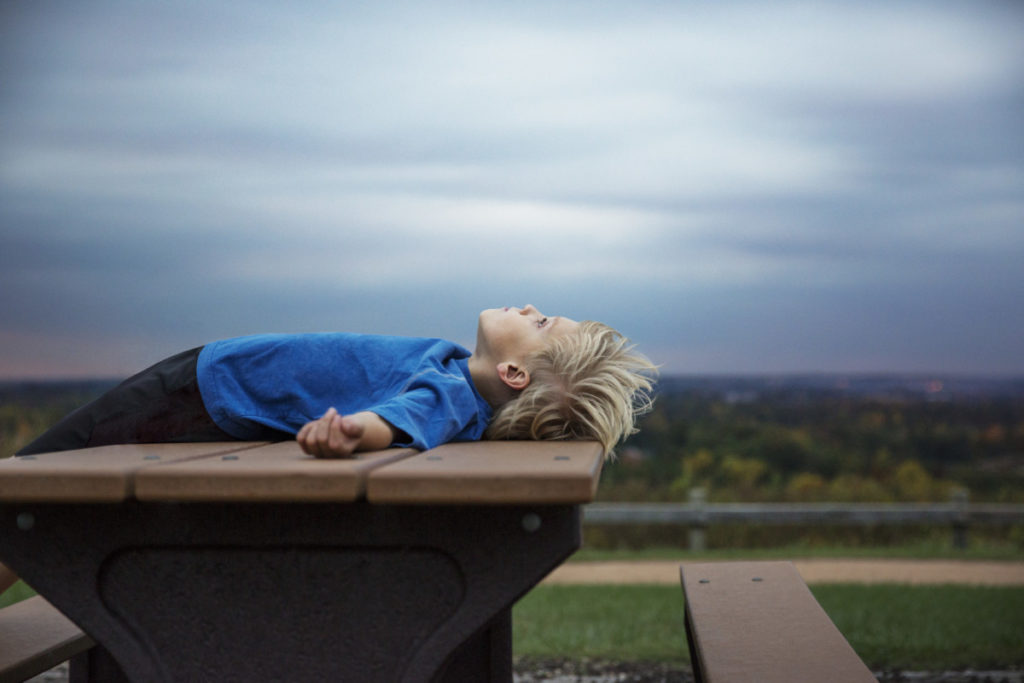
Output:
0 439 603 682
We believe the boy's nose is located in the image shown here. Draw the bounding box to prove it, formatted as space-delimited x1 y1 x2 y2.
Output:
521 304 537 315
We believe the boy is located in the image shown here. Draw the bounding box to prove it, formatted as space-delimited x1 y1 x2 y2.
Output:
15 305 656 460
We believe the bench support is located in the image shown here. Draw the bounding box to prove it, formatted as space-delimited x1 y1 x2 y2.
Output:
1 501 580 682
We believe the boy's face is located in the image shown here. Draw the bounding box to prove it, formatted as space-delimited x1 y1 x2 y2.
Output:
476 304 579 363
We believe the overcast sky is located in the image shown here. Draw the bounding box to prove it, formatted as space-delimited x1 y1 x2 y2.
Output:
1 1 1022 379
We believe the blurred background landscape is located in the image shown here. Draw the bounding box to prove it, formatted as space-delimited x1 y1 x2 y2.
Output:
612 374 1024 505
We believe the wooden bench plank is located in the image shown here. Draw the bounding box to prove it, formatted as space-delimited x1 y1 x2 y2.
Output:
680 561 875 683
0 443 264 503
0 596 94 683
134 441 418 502
366 441 604 504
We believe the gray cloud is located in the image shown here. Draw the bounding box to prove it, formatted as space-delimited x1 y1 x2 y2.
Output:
1 1 1022 377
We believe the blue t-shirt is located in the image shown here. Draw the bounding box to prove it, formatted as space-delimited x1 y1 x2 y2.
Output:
196 333 492 450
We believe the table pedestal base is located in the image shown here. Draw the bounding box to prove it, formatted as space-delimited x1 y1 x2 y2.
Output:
1 501 579 682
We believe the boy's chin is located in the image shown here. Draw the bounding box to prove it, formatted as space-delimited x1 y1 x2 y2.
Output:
478 307 503 325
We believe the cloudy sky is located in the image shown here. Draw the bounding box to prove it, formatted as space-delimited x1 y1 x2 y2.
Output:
1 1 1022 379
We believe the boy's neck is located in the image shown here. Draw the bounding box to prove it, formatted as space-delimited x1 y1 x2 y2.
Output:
467 353 515 409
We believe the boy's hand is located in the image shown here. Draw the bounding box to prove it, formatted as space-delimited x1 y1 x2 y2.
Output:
297 407 364 459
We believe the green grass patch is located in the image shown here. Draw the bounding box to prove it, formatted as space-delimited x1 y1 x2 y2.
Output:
513 584 1024 669
0 580 36 609
513 585 688 662
818 584 1024 670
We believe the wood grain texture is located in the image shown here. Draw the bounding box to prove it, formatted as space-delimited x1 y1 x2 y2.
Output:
366 440 605 504
680 561 876 683
134 441 418 502
0 443 262 502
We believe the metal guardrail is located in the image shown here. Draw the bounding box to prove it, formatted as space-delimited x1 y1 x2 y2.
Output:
583 502 1024 525
582 496 1024 550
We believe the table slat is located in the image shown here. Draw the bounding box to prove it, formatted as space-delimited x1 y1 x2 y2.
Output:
366 441 604 504
0 443 263 503
134 441 418 502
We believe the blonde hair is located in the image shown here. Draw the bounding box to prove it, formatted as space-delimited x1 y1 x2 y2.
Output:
484 320 657 458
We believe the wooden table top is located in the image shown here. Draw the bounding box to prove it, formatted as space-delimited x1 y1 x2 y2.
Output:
0 440 605 505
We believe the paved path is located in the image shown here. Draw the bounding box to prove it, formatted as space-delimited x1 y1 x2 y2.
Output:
544 559 1024 585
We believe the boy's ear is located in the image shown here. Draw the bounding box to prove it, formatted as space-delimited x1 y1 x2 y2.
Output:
496 362 531 391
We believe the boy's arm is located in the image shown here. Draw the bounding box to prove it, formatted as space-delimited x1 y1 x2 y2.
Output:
296 407 396 459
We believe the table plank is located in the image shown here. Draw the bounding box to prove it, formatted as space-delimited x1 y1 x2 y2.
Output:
0 443 263 503
134 441 418 502
366 440 604 504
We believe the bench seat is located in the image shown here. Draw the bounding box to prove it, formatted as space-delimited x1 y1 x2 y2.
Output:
0 595 93 683
679 561 876 683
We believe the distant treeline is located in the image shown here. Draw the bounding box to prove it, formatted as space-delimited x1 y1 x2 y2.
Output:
0 380 116 406
0 381 115 457
653 374 1024 400
608 374 1024 505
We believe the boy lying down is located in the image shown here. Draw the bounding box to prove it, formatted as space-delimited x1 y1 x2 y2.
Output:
2 305 655 595
16 305 656 460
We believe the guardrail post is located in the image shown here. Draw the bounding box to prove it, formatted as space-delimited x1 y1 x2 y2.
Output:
688 487 707 552
951 488 969 550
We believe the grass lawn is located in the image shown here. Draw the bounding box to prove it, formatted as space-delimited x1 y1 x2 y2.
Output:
513 583 1024 670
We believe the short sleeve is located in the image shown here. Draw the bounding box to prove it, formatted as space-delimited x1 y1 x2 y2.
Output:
369 374 489 450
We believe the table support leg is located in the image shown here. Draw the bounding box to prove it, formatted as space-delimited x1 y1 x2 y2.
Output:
1 501 578 682
69 643 129 683
435 609 512 682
